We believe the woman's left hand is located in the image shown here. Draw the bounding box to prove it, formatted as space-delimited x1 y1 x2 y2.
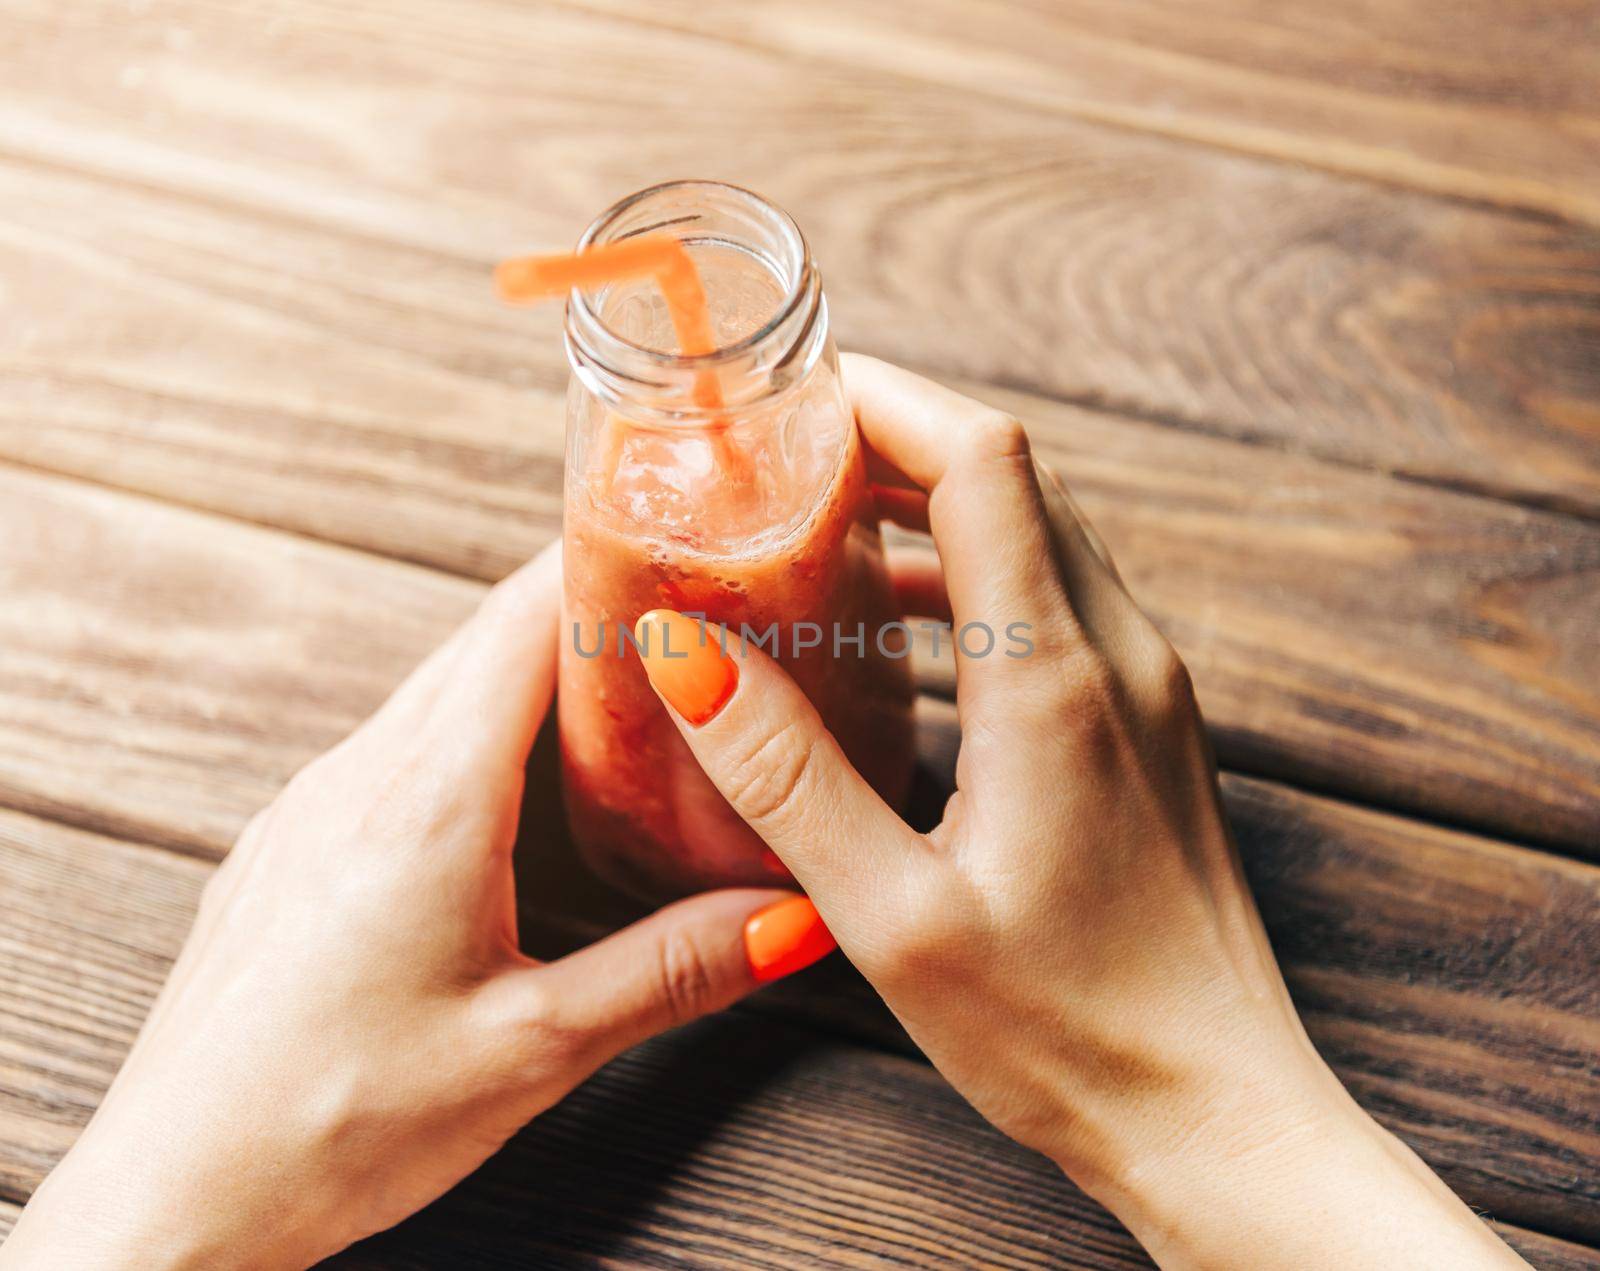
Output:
0 543 826 1271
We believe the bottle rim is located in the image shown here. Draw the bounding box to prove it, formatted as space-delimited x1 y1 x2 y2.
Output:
563 181 829 424
568 179 812 369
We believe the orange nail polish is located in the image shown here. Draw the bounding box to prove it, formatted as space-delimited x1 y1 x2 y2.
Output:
743 895 837 983
633 609 738 726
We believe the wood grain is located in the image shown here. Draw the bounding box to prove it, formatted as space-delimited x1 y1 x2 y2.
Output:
1 806 1596 1263
1229 772 1600 1241
566 0 1600 226
0 466 480 856
0 811 207 1201
916 384 1600 852
1501 1229 1600 1271
2 1 1600 515
3 160 1597 854
0 809 1154 1269
0 467 1594 1237
332 1018 1154 1270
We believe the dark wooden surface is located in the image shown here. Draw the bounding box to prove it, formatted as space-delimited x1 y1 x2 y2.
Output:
1 1 1597 1266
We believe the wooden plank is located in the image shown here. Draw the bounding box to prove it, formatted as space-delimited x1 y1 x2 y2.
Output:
1498 1229 1600 1271
563 0 1600 227
340 1188 1597 1269
1228 771 1600 1243
1 809 1596 1264
0 811 208 1201
2 2 1600 516
0 471 1594 1238
4 166 1598 855
0 466 481 856
960 383 1600 854
0 809 1151 1269
332 1018 1154 1269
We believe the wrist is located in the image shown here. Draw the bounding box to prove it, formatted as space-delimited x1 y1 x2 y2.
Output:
1099 1070 1358 1260
1071 1057 1522 1270
2 1163 217 1271
2 1112 321 1271
1073 1046 1342 1215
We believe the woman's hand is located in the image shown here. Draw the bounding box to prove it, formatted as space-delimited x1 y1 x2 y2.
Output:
1 545 832 1271
631 355 1526 1270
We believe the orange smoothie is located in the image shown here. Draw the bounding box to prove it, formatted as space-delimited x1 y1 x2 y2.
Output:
560 360 914 898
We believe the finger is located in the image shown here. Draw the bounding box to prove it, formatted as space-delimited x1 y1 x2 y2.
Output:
1036 460 1122 586
1034 461 1130 643
1032 463 1175 686
1037 463 1118 580
842 354 1085 715
874 484 930 534
632 609 919 905
887 543 952 623
535 889 834 1059
422 541 564 767
863 439 918 490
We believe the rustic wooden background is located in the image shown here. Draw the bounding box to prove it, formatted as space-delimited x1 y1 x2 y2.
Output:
1 2 1598 1267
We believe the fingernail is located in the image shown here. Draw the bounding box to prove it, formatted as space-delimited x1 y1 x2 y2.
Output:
633 609 738 726
744 895 837 983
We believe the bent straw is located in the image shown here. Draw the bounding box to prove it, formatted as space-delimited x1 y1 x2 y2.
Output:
497 234 751 479
497 235 688 305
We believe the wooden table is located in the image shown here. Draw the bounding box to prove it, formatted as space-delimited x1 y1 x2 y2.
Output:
2 2 1598 1266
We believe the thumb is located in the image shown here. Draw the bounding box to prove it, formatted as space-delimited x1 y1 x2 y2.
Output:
630 609 918 904
536 888 835 1060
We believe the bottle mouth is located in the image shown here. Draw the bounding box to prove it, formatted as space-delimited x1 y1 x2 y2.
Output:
565 181 826 421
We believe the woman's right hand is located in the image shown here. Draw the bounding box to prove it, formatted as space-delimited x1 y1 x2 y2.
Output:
631 354 1525 1269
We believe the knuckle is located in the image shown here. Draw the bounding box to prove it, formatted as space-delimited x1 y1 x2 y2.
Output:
960 410 1031 466
724 718 819 830
1062 646 1121 717
1028 646 1128 761
1015 643 1117 726
655 926 719 1026
1148 644 1197 719
874 890 971 991
512 986 574 1058
482 979 587 1074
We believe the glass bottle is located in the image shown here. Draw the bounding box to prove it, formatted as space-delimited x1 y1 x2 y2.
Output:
558 180 915 900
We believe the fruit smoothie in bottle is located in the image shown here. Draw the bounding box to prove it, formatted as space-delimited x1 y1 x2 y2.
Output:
512 181 914 900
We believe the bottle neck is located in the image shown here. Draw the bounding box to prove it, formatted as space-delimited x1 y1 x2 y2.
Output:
563 181 828 426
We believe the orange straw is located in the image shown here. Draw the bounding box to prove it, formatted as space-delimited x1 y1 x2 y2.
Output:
497 233 747 475
498 235 722 409
499 236 689 308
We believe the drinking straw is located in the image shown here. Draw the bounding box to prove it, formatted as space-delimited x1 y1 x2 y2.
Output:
497 234 752 480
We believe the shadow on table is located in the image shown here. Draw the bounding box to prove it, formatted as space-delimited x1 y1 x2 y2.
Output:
336 1011 828 1269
